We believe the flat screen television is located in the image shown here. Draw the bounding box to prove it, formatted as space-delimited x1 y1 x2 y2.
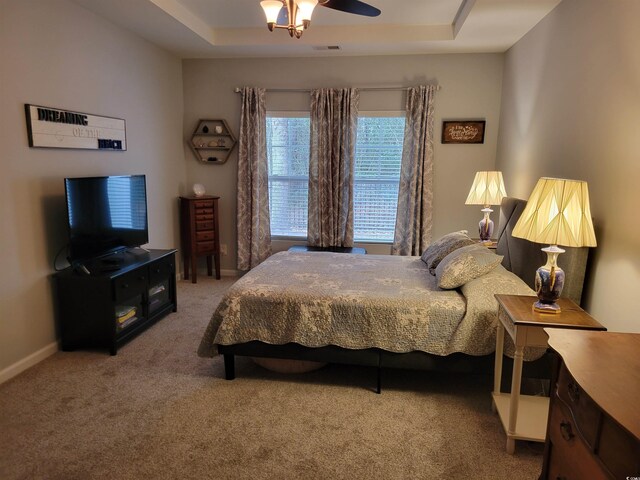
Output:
64 175 148 262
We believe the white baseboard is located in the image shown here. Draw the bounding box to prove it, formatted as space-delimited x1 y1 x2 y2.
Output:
220 269 240 277
0 342 58 385
176 269 239 281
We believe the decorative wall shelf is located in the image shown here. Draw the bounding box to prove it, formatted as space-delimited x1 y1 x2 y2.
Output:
188 119 237 164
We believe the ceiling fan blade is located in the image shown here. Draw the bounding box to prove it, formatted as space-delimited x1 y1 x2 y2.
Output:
319 0 381 17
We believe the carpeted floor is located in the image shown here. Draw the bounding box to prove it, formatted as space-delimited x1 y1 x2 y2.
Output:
0 277 544 479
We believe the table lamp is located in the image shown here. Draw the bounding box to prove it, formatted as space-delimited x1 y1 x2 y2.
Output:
465 171 507 243
512 177 597 313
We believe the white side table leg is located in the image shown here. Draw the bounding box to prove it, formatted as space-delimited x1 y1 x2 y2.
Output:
507 341 525 454
492 323 505 413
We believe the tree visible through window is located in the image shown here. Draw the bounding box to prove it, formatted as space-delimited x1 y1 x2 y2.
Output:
266 113 405 242
266 115 310 237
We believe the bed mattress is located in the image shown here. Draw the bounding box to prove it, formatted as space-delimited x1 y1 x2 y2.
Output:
198 251 536 358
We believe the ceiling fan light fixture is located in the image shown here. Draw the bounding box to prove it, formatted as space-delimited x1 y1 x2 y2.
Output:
260 0 284 30
260 0 379 39
295 0 318 24
293 12 305 38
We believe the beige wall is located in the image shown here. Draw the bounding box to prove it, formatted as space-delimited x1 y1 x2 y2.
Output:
496 0 640 332
183 54 504 268
0 0 186 374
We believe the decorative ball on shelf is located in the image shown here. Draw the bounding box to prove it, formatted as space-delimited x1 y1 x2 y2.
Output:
202 125 209 133
215 125 223 134
192 183 206 197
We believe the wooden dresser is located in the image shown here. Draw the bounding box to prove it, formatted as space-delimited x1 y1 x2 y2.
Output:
542 330 640 479
179 196 220 283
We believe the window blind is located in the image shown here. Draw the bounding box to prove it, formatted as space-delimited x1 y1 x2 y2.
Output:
353 116 404 242
267 115 310 237
266 113 405 242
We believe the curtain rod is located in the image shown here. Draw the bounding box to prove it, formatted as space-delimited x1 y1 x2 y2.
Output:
233 85 441 93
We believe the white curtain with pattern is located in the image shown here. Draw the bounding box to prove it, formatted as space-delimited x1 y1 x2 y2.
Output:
391 85 437 256
236 87 272 270
307 88 360 247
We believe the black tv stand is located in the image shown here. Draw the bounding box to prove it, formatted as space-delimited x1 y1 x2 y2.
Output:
99 265 121 272
102 257 123 265
55 249 177 355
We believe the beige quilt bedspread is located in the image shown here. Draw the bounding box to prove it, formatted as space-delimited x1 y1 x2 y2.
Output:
198 251 536 358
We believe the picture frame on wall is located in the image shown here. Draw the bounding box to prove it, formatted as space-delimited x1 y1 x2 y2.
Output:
441 120 486 144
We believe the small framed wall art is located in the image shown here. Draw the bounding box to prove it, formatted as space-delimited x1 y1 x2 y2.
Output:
442 120 486 144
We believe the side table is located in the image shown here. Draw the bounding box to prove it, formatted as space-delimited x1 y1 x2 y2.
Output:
492 294 605 454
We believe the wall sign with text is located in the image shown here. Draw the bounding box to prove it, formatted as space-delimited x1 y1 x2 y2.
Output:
441 120 485 144
25 104 126 151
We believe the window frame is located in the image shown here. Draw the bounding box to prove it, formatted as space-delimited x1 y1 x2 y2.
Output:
266 110 406 244
352 111 405 244
266 111 311 240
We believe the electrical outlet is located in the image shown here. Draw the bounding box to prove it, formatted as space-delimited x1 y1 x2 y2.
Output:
220 244 228 255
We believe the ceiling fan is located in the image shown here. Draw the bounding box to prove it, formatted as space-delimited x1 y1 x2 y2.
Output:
260 0 381 39
317 0 381 17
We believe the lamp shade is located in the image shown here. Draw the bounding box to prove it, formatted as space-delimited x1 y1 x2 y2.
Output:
512 177 597 248
296 0 318 22
465 171 507 206
260 0 283 23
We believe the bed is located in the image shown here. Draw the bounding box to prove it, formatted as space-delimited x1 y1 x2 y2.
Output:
198 197 590 392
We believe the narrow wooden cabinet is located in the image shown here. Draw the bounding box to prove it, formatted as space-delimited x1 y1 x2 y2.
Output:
55 249 177 355
179 196 221 283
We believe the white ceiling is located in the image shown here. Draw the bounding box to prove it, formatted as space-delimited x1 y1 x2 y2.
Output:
71 0 562 58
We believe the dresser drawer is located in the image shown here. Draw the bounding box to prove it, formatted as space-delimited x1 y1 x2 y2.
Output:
113 271 146 302
597 415 640 480
195 213 213 222
148 255 175 284
498 306 515 339
548 398 609 480
557 365 601 447
196 231 214 242
195 220 214 231
193 199 214 209
196 241 216 254
195 207 213 215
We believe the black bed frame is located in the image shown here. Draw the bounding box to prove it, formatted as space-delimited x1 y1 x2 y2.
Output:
219 342 553 394
217 197 589 393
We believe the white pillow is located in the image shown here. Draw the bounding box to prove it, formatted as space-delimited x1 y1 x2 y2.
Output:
435 244 504 289
420 230 476 275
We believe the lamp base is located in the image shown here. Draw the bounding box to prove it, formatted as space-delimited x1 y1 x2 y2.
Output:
478 207 494 242
533 301 562 314
533 246 566 314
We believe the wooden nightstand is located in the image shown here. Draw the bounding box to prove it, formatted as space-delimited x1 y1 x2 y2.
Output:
492 294 605 454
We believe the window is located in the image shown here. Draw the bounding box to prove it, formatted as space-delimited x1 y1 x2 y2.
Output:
353 115 405 242
266 112 405 242
266 114 310 237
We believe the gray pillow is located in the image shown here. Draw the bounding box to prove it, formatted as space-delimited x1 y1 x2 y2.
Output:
435 244 504 289
421 230 476 275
